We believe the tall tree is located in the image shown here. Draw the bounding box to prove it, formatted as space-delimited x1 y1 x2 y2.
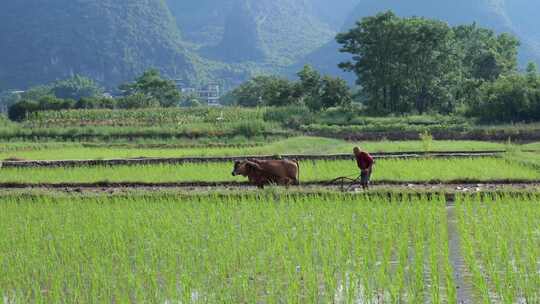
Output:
337 11 459 114
51 75 103 100
453 24 520 81
230 76 297 107
119 69 181 107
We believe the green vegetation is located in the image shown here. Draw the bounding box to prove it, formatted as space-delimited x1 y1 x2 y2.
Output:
0 193 453 302
0 158 536 184
118 69 182 108
0 0 196 91
228 66 352 111
0 107 283 140
457 194 540 302
8 70 185 121
9 101 540 141
24 107 265 128
0 137 512 161
336 12 532 120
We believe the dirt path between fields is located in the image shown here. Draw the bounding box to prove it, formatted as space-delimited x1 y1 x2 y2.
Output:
0 181 538 194
446 201 475 303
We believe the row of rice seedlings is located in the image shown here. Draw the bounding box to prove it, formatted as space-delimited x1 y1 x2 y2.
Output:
0 158 537 184
456 194 540 303
0 137 510 161
0 193 453 303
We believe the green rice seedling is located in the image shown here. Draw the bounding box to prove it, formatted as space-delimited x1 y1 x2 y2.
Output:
0 193 454 303
457 193 540 303
0 157 537 184
0 137 511 161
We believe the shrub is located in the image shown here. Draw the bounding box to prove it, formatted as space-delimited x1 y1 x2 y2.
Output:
117 93 159 109
8 100 39 121
263 106 314 128
75 97 116 109
420 131 434 152
232 120 268 138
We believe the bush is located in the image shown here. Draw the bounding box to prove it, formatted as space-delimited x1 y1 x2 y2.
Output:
232 120 268 138
263 106 314 128
37 96 75 111
180 98 202 108
117 93 160 109
468 73 540 123
8 100 39 121
75 97 116 109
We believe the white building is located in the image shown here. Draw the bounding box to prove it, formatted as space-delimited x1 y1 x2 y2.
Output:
174 79 221 106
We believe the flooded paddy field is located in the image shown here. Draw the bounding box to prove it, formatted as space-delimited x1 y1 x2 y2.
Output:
0 157 537 185
1 192 539 303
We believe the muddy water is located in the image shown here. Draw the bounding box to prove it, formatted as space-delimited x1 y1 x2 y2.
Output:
446 203 475 303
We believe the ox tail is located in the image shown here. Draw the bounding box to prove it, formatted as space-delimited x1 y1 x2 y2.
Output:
294 159 300 186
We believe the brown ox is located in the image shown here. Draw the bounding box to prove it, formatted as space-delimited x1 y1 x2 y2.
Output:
231 159 300 188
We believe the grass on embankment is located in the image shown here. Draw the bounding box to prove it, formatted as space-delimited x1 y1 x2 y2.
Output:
0 158 537 184
0 137 514 161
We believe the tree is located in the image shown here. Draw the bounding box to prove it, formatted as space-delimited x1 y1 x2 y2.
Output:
36 95 75 111
526 62 538 84
467 73 540 122
453 24 520 82
8 100 38 121
119 69 181 107
75 97 116 109
180 93 202 107
319 76 352 110
297 65 322 110
296 65 352 111
230 76 297 107
51 75 104 100
336 11 521 115
117 93 160 109
20 86 52 101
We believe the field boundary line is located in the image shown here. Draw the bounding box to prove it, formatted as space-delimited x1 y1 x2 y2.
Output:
1 150 505 168
446 200 475 303
0 180 538 189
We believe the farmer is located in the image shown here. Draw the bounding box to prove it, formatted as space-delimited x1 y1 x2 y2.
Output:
353 146 374 190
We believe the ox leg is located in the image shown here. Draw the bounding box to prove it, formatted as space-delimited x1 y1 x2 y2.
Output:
279 177 293 188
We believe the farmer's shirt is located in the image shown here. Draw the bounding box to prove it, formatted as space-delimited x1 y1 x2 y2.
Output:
355 151 374 170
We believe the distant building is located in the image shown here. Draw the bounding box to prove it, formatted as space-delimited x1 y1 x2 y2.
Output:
198 83 221 106
174 79 222 106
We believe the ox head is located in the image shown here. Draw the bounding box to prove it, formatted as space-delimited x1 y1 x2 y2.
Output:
232 160 262 176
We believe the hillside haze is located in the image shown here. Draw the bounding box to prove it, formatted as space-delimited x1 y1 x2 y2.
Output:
0 0 199 91
1 0 539 91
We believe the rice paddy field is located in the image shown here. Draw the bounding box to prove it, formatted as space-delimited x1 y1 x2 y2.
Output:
0 137 518 161
0 157 537 185
1 119 539 303
0 193 453 303
1 193 540 303
457 194 540 302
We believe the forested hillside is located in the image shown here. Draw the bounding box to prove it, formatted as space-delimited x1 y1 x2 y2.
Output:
0 0 203 91
168 0 334 65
